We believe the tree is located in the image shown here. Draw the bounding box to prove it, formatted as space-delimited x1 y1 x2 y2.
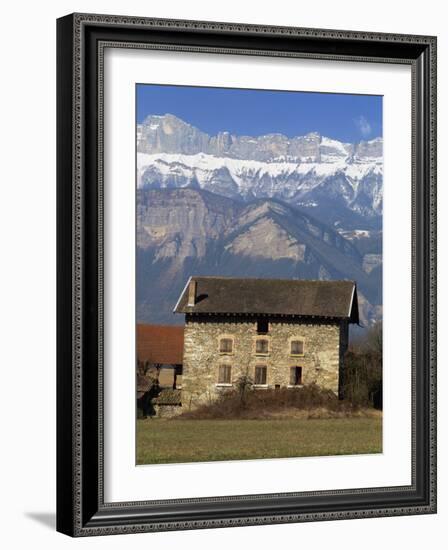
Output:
363 321 383 356
344 322 383 408
235 367 254 408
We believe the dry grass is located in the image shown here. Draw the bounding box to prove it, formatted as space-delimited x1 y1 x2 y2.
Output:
177 384 372 421
136 416 382 465
268 407 382 420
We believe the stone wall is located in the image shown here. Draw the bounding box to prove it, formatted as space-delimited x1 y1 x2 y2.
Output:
182 315 343 409
153 404 183 418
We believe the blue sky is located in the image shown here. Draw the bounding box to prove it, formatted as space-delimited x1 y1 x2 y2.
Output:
136 84 382 143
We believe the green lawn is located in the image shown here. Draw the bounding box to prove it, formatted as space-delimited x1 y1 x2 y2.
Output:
136 416 382 465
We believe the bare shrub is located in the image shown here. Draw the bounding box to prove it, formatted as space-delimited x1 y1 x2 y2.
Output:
235 369 254 408
177 383 351 420
344 322 383 409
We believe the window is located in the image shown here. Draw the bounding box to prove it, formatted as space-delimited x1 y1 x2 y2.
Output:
257 319 269 334
290 366 303 386
255 338 269 355
254 365 267 385
219 337 233 354
290 339 304 356
218 364 232 384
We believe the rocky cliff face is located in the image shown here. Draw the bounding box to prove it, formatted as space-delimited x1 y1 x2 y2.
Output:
136 114 383 327
137 114 381 163
137 188 381 326
137 188 238 260
137 114 383 225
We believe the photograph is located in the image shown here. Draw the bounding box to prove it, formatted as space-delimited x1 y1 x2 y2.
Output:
135 84 384 465
0 0 441 543
52 7 436 538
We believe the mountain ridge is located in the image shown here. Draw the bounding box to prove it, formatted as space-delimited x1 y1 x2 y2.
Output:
137 113 382 162
136 188 381 327
136 114 383 226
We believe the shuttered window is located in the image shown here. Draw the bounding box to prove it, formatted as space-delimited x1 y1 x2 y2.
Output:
290 340 304 355
219 338 233 353
255 339 269 354
254 365 267 385
218 365 232 384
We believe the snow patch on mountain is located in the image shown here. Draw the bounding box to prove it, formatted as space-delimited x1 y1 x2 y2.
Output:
136 114 383 221
137 151 383 217
137 152 381 185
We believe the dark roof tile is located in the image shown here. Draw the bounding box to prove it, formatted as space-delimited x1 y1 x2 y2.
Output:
174 277 358 322
153 389 182 405
136 374 154 393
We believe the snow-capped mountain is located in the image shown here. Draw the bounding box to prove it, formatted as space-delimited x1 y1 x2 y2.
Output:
135 114 383 327
137 114 383 222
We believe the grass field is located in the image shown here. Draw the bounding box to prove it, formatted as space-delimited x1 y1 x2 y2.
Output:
136 416 382 465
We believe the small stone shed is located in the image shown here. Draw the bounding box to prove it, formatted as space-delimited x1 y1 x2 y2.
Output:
174 276 359 409
152 389 182 418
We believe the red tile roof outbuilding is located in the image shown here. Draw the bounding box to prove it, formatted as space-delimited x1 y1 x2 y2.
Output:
137 324 184 365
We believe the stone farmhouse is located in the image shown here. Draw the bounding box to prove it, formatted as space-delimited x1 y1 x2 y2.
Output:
174 276 359 409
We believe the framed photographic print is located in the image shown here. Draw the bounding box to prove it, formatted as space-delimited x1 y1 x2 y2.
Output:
56 13 437 536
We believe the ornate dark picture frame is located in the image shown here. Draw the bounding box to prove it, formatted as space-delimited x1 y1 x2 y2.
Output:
56 13 437 537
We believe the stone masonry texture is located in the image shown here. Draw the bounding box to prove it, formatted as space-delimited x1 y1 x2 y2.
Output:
181 315 346 409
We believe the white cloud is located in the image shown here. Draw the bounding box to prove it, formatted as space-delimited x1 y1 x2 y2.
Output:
354 115 372 138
